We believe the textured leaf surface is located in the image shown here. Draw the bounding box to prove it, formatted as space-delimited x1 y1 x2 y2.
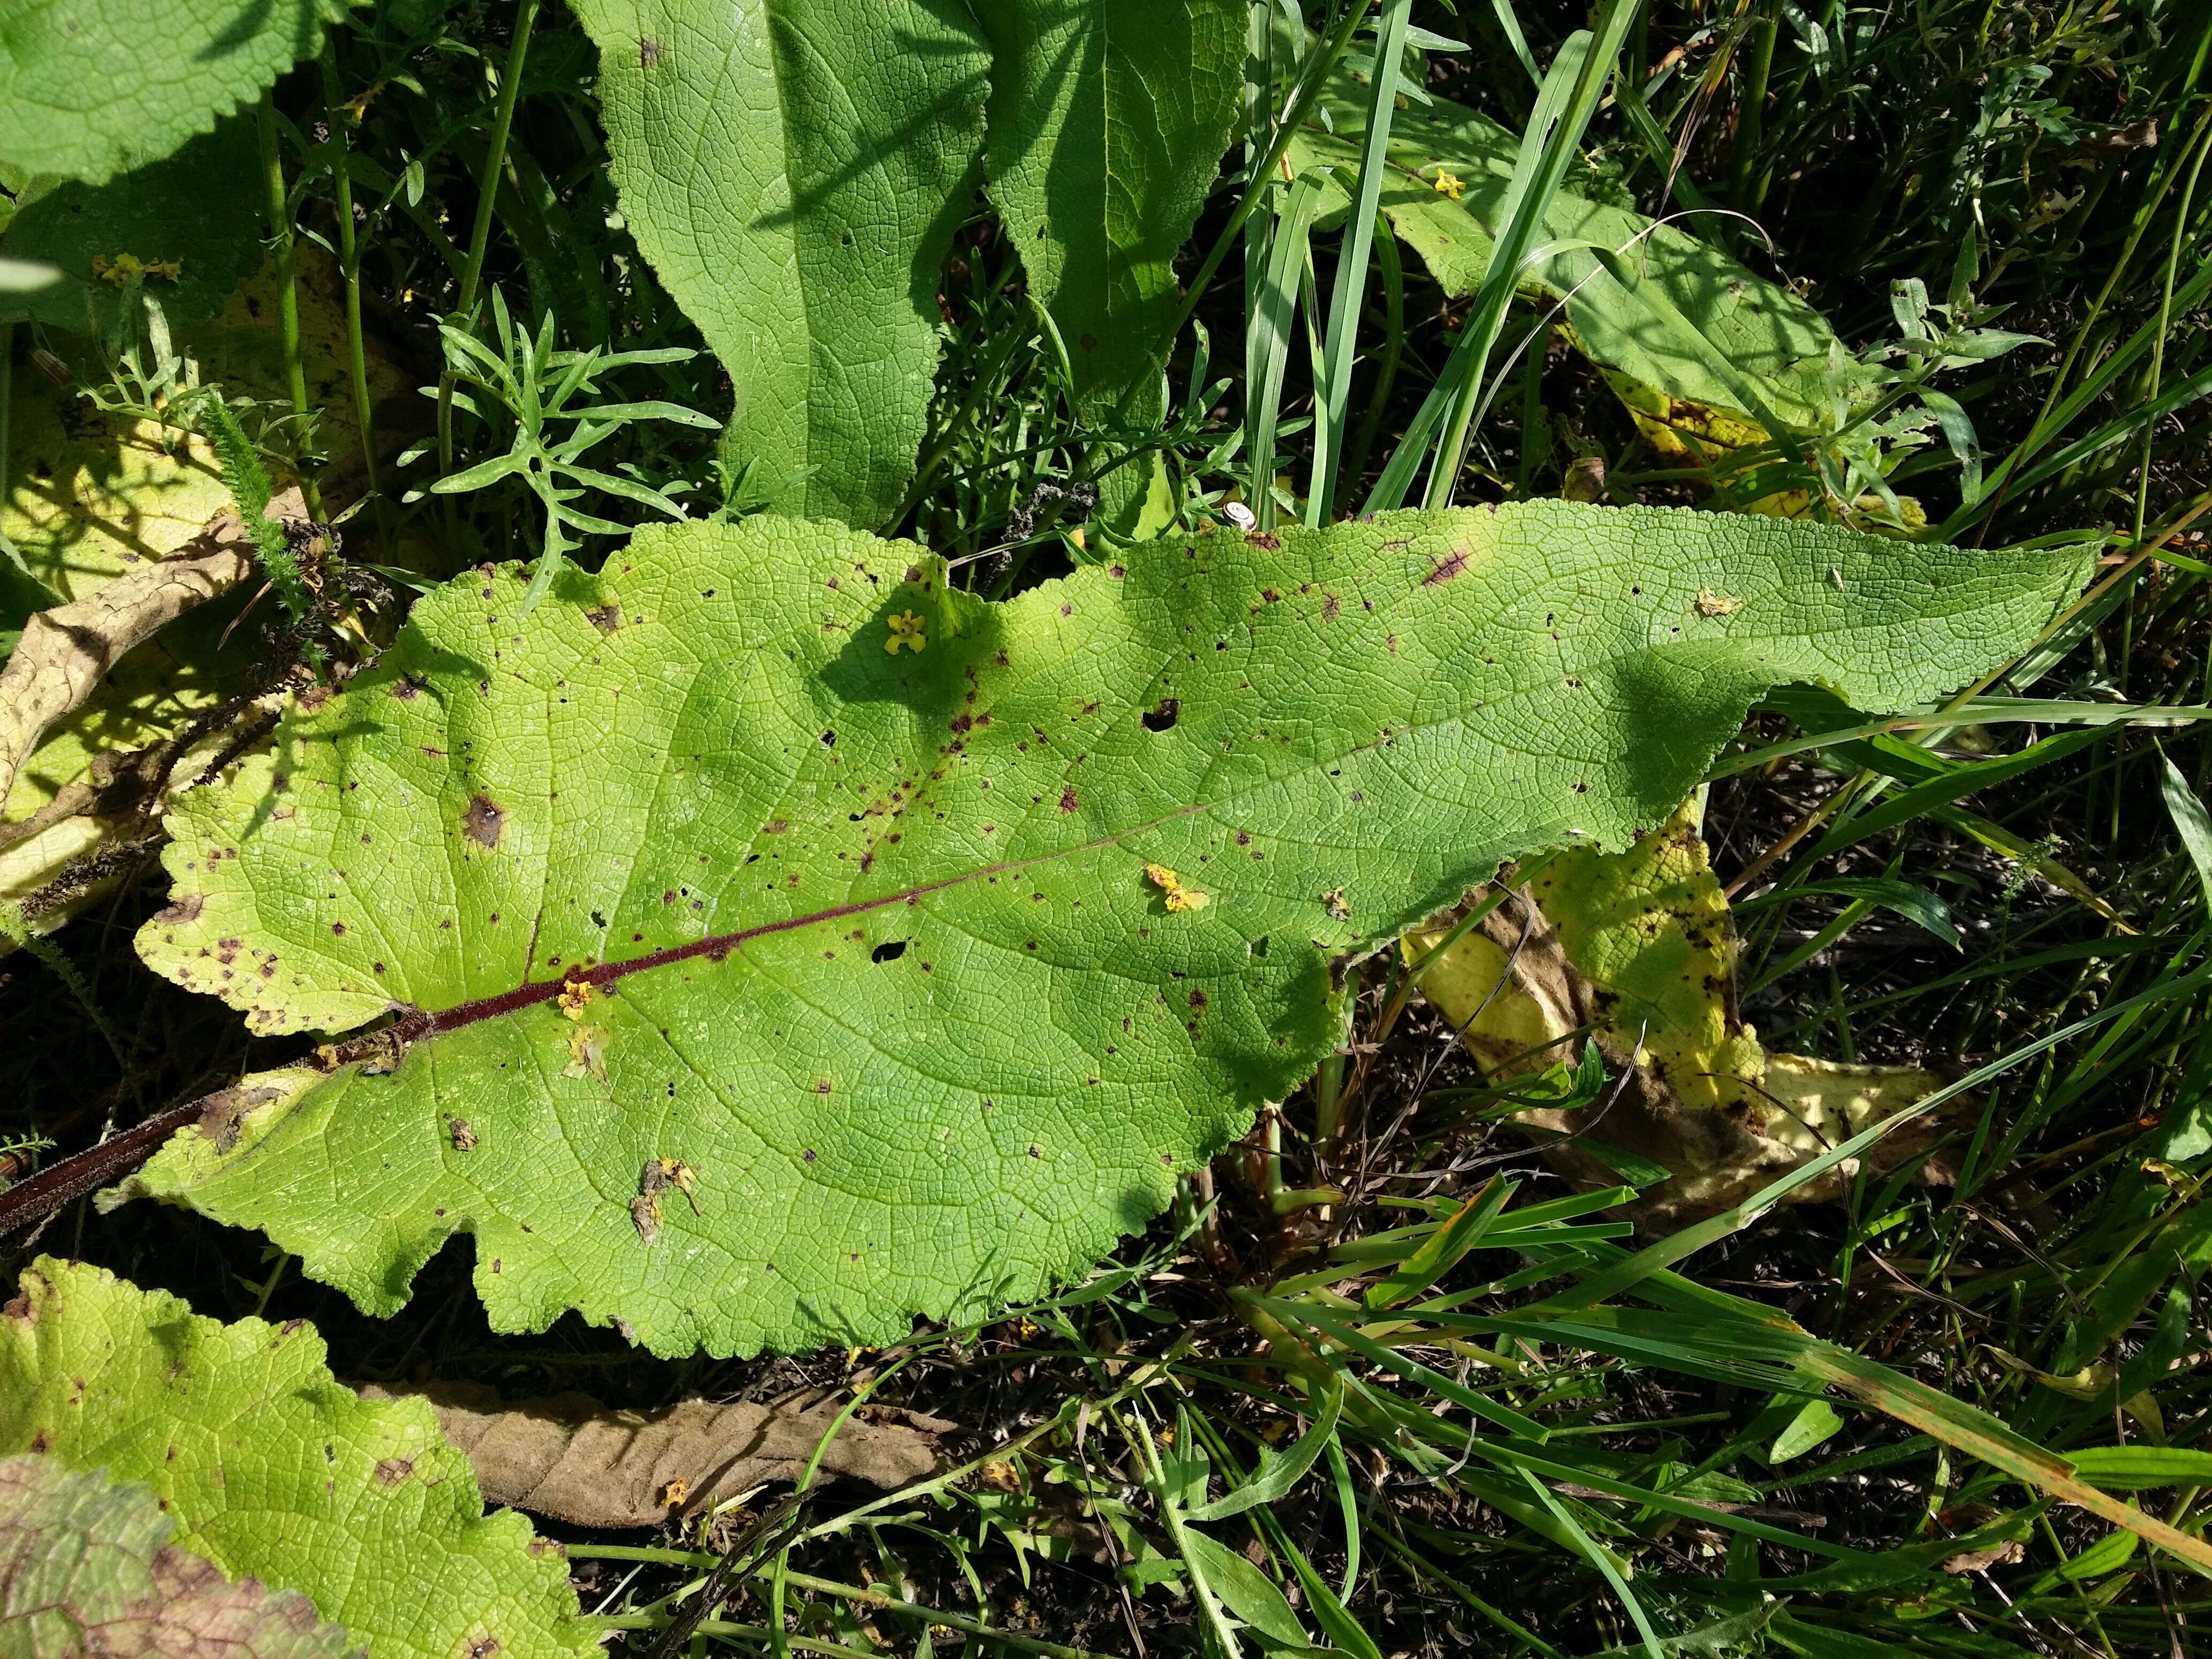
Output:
0 1259 588 1659
0 1453 359 1659
124 507 2084 1355
974 0 1243 407
1291 82 1845 434
572 0 988 527
0 0 348 183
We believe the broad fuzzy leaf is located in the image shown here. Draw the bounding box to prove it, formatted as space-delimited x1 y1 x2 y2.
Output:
973 0 1245 408
0 0 351 184
0 1454 360 1659
0 1259 588 1659
1290 83 1848 437
572 0 989 527
122 507 2086 1355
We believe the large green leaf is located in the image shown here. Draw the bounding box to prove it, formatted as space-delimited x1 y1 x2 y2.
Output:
571 0 989 527
0 1258 588 1659
0 0 350 184
0 1453 360 1659
973 0 1244 408
119 507 2086 1356
1290 80 1849 438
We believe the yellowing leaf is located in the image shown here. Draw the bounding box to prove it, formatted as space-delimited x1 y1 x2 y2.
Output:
1411 800 1955 1219
0 1258 590 1659
0 1454 361 1659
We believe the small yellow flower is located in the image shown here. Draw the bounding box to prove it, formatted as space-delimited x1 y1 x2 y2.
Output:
1432 170 1465 201
91 252 181 287
1146 863 1210 912
558 976 595 1019
885 610 928 654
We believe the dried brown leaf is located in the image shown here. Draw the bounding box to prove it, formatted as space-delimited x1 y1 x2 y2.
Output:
362 1382 951 1527
0 489 305 810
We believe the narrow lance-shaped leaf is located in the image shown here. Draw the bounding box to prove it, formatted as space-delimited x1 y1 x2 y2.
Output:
122 507 2088 1356
973 0 1246 410
0 1259 590 1659
571 0 989 527
0 0 353 184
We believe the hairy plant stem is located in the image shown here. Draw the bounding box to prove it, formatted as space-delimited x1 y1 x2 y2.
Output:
256 90 321 519
437 0 543 483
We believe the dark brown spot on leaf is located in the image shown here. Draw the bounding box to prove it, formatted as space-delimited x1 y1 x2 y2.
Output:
155 894 203 925
1422 548 1471 586
461 793 504 848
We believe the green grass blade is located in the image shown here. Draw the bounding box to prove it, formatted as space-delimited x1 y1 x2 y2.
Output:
1309 0 1413 524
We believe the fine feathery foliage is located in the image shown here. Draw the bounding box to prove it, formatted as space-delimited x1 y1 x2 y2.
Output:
196 395 317 634
117 506 2088 1356
0 1454 360 1659
0 1258 588 1659
0 0 351 184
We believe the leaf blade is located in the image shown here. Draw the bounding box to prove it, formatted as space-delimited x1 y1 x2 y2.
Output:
124 506 2090 1356
572 0 989 526
0 1259 589 1659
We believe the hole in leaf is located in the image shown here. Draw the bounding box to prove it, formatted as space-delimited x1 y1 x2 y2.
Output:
1141 697 1180 733
871 939 908 963
1249 935 1269 958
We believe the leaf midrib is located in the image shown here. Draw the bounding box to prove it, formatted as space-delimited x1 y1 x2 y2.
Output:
375 798 1214 1055
356 558 1858 1061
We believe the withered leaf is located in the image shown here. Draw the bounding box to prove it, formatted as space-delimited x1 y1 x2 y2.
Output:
0 1453 362 1659
361 1382 951 1527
